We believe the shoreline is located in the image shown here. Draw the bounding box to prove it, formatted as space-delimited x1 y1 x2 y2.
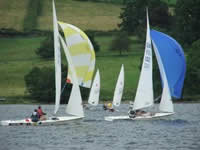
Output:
0 99 200 105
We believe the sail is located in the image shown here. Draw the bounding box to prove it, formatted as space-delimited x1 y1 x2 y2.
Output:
133 8 154 111
53 0 61 114
152 41 174 112
58 21 95 88
150 30 186 99
59 34 84 117
112 64 124 107
159 79 174 112
88 69 100 106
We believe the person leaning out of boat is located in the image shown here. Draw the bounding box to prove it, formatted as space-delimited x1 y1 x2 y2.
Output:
37 106 47 121
129 109 154 118
31 109 39 122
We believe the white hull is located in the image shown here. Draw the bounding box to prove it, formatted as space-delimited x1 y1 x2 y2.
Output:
1 116 83 126
105 112 174 121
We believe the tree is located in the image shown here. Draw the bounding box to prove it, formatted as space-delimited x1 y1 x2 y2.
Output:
24 67 55 103
85 31 100 53
35 34 54 59
184 39 200 95
175 0 200 45
110 32 131 55
24 65 90 103
119 0 171 34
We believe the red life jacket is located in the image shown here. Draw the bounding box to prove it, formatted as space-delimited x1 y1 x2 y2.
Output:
37 108 43 117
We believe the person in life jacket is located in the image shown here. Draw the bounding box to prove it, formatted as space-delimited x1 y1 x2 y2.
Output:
103 102 115 112
31 109 39 122
37 106 47 121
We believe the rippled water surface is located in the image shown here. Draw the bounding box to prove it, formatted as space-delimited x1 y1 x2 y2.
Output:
0 103 200 150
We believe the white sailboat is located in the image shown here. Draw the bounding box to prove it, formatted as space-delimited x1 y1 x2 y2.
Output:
112 64 124 108
105 9 175 121
0 0 84 126
88 69 100 106
103 64 124 112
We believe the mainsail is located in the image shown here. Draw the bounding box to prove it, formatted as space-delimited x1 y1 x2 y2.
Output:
133 8 154 111
88 69 100 106
53 0 61 114
59 35 84 117
58 22 95 88
112 64 124 107
150 30 186 99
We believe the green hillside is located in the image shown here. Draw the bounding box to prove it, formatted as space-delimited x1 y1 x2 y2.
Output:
0 35 144 101
0 0 122 31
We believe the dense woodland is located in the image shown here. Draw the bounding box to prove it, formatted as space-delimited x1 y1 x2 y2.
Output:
0 0 200 103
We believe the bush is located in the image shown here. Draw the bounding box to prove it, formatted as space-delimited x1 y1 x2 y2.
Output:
184 39 200 95
85 30 100 53
24 65 90 103
24 67 55 103
110 32 131 55
35 34 54 59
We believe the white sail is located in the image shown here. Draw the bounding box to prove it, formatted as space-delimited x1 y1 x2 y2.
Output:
59 35 84 117
133 8 154 111
53 0 61 114
112 64 124 107
159 80 174 113
88 69 100 106
152 41 174 113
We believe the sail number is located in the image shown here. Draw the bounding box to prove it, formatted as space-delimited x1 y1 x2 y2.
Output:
144 42 152 69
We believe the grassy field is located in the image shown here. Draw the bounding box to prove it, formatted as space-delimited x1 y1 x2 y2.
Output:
0 35 144 101
0 37 45 97
0 0 28 31
0 0 177 32
38 0 122 31
0 0 122 31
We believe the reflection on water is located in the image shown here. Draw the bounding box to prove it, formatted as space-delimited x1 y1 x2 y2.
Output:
0 103 200 150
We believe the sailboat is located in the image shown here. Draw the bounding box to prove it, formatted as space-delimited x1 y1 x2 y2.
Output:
87 69 100 107
105 9 186 121
0 0 86 126
112 64 124 108
104 64 124 112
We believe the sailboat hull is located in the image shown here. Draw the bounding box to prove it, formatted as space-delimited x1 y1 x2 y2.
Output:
1 116 83 126
104 112 174 121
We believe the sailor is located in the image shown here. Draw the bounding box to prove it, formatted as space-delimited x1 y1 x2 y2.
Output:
107 103 115 112
128 109 136 118
31 109 39 122
103 104 107 110
37 106 47 121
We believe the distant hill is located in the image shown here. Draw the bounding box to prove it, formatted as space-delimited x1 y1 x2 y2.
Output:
0 0 122 31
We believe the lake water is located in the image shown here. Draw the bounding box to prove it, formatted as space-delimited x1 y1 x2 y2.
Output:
0 103 200 150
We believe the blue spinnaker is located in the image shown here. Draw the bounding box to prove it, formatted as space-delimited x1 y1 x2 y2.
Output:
150 30 186 99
